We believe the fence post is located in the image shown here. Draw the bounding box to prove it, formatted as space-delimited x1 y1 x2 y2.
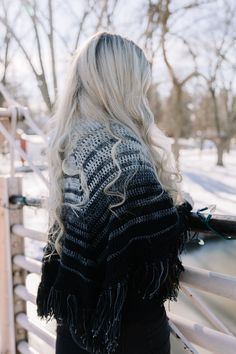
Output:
0 176 27 354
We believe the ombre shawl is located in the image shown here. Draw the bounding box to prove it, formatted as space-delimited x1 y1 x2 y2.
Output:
36 120 193 353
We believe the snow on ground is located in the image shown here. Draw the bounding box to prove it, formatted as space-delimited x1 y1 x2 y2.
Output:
180 148 236 216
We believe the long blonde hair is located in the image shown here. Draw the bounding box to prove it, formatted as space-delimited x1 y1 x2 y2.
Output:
45 31 183 257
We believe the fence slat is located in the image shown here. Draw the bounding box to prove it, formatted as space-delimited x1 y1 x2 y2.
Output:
17 341 39 354
0 176 30 353
167 312 236 354
12 224 46 242
13 255 42 274
0 107 12 118
181 285 233 336
181 265 236 301
0 177 16 353
14 285 36 305
16 313 56 349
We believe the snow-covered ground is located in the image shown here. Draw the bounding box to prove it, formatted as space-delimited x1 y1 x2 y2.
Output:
180 148 236 216
1 145 235 354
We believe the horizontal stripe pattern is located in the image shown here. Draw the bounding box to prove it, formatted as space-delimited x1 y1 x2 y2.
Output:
60 120 179 274
37 120 192 354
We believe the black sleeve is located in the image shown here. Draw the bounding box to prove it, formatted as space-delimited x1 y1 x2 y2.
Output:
176 200 194 247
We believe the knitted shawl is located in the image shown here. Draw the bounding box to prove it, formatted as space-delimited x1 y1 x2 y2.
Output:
36 119 193 354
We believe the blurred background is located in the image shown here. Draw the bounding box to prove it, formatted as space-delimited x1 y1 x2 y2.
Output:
0 1 236 354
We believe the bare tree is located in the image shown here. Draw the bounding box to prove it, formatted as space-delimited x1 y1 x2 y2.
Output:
141 0 210 161
0 0 120 112
139 0 236 167
161 88 193 138
197 1 236 165
0 1 21 105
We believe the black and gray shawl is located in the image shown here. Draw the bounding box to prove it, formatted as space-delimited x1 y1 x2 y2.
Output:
36 119 193 353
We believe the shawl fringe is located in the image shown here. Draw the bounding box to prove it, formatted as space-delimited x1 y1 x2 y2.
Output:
37 275 129 353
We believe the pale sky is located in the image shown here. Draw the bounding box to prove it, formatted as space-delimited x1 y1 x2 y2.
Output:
1 0 235 112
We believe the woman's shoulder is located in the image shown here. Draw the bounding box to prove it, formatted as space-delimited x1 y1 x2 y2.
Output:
62 119 149 176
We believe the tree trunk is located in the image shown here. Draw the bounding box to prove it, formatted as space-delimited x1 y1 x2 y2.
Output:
200 136 205 151
225 139 231 153
216 142 224 166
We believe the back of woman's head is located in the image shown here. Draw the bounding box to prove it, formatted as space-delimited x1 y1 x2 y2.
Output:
46 31 183 256
77 32 151 123
51 31 152 136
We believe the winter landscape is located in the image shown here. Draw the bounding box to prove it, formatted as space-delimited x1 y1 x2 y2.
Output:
1 1 236 353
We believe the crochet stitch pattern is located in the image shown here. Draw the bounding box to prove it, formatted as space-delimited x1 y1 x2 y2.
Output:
36 119 193 354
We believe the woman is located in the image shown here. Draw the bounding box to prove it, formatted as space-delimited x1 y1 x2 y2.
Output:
36 31 194 354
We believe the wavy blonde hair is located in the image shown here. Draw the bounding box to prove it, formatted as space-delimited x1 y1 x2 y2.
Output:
44 31 184 257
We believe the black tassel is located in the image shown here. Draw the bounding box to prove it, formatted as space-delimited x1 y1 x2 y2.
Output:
90 277 129 353
36 275 129 354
